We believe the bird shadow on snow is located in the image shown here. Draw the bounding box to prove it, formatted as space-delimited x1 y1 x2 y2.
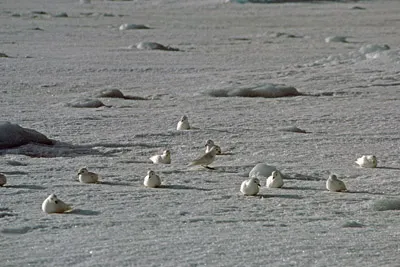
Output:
257 193 303 199
159 184 212 191
283 186 322 191
68 209 101 216
99 181 132 186
376 166 400 170
345 190 385 195
5 184 46 190
284 173 325 181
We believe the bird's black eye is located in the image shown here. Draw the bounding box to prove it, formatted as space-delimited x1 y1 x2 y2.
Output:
55 200 58 204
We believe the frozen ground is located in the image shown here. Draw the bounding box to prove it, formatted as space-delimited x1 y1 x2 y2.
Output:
1 0 400 266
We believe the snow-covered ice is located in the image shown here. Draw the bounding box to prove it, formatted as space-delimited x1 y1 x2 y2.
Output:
1 0 400 266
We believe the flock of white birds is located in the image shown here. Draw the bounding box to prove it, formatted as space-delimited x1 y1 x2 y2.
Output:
0 116 379 214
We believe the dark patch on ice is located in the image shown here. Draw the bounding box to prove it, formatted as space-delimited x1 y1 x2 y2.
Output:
375 166 400 170
371 199 400 211
342 221 365 228
0 122 54 149
0 52 10 58
119 24 150 30
53 12 68 18
31 11 48 15
160 184 212 191
6 184 46 190
1 141 136 158
97 89 148 100
1 224 46 235
136 42 180 51
283 186 322 191
351 6 366 10
0 212 15 218
286 173 324 181
207 83 302 98
271 32 302 38
6 160 28 166
66 98 111 108
68 209 101 216
278 126 309 134
100 181 132 186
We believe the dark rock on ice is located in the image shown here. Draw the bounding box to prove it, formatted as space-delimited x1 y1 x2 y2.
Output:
0 122 54 149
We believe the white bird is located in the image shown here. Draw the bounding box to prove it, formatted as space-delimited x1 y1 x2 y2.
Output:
326 174 347 192
0 173 6 186
42 194 72 214
77 167 99 184
149 150 171 164
240 177 261 196
176 115 190 130
143 170 161 188
266 170 284 188
355 155 377 168
205 139 222 155
189 146 218 169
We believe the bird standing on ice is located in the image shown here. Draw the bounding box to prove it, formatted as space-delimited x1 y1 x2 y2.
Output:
0 173 6 186
355 155 377 168
177 115 190 130
326 174 347 192
266 170 284 188
204 139 222 155
150 150 171 164
144 170 161 188
77 167 99 183
42 194 72 214
189 146 218 169
240 178 261 196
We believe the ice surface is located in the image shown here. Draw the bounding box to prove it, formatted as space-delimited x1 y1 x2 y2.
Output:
1 0 400 266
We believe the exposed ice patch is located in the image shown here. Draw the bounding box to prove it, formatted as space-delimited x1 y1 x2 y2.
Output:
0 122 54 149
135 42 180 51
207 83 301 98
371 198 400 211
119 24 150 30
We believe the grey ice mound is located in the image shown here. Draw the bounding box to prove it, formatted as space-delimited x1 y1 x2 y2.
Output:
66 99 108 108
207 83 301 98
135 42 180 51
97 89 147 100
249 163 277 178
0 122 54 149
